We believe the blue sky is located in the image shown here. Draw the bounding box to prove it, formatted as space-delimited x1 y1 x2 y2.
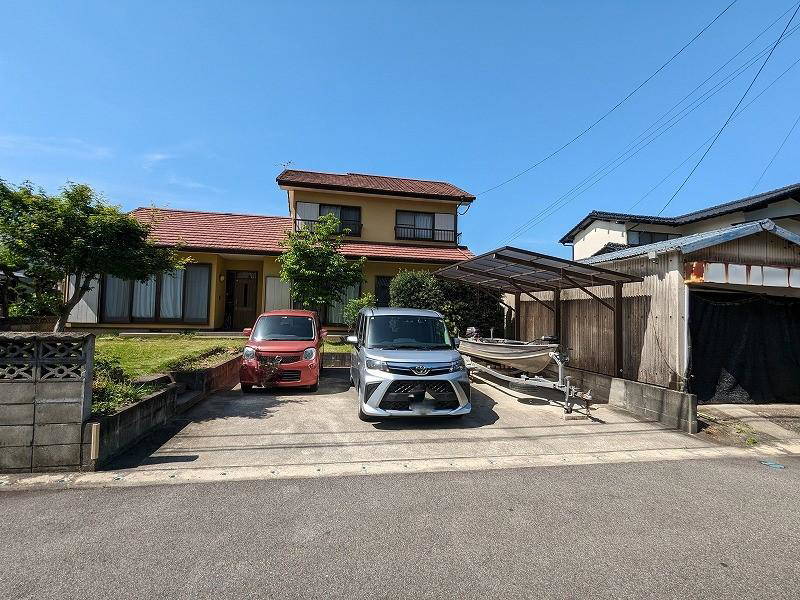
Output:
2 0 799 257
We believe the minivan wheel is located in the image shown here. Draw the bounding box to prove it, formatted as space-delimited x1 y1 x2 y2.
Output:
308 382 318 392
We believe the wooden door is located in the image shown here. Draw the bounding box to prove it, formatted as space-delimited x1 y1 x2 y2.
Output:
232 271 258 330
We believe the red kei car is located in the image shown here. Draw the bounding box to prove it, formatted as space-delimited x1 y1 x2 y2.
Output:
239 310 326 393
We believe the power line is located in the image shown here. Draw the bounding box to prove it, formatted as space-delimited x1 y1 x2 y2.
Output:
749 110 800 192
501 53 800 244
497 20 800 245
656 3 800 215
494 7 800 245
475 1 738 196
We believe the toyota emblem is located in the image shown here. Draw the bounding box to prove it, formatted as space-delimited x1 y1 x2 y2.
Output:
412 365 430 376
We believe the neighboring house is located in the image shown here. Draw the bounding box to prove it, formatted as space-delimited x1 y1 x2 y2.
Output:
519 182 800 407
560 182 800 259
65 170 474 331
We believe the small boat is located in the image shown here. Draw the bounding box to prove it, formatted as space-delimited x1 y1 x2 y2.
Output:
458 337 558 374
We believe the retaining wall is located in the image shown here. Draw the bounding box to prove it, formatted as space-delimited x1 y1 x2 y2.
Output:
82 384 178 470
543 364 697 433
171 354 242 396
0 333 94 472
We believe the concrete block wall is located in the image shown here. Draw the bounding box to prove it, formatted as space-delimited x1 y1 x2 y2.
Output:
543 363 698 433
0 333 94 473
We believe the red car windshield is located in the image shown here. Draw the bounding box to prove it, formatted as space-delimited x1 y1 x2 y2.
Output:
252 316 315 341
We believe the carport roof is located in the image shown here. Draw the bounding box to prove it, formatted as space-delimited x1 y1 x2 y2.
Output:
435 246 642 294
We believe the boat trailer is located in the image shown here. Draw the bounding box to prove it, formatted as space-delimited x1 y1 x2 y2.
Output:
466 351 593 417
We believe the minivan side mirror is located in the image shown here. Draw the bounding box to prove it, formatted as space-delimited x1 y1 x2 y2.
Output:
345 335 358 345
453 337 460 349
320 328 329 338
243 328 252 337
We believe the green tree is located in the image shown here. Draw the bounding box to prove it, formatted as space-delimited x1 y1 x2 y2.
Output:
388 270 445 311
278 213 365 309
343 292 376 329
0 180 186 331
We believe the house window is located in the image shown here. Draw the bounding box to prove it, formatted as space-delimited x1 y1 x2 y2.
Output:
375 276 392 307
102 277 131 323
396 210 456 242
320 204 362 236
326 284 360 325
132 276 156 320
100 264 211 324
627 231 678 246
295 202 362 236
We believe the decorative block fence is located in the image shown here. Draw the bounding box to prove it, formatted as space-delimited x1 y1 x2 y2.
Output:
0 333 94 472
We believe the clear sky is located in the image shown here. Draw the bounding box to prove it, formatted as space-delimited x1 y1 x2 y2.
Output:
2 1 799 257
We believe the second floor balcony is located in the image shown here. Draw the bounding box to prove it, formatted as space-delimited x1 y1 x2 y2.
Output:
395 225 461 244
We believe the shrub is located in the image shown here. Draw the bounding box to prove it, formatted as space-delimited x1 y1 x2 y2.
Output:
389 270 445 311
91 356 151 416
343 292 376 328
389 270 504 336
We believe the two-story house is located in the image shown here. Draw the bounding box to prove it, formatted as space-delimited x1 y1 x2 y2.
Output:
65 169 475 331
560 182 800 260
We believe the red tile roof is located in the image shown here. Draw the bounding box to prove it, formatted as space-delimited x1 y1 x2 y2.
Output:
131 207 474 263
276 169 475 202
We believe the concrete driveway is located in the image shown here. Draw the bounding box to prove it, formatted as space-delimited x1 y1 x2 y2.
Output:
99 368 725 480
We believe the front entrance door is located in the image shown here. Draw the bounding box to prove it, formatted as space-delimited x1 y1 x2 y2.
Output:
224 271 258 330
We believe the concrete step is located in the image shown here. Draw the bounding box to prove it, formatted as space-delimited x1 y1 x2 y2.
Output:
176 390 205 413
131 373 174 387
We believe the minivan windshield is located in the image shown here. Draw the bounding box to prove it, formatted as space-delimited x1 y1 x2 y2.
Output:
366 315 452 350
252 316 315 341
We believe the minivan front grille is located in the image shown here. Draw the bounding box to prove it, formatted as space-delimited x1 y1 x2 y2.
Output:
385 363 450 377
381 380 458 410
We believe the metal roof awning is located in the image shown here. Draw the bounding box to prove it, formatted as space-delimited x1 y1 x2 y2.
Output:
436 247 643 378
435 246 642 294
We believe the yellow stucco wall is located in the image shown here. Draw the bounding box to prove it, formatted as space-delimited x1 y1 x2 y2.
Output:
291 189 460 246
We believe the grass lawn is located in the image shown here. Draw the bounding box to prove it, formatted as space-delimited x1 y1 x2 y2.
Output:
95 336 245 378
323 339 350 354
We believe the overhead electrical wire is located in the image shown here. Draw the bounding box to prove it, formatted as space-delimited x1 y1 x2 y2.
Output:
474 1 738 197
495 16 800 245
655 2 800 215
749 109 800 192
495 6 800 244
499 53 800 245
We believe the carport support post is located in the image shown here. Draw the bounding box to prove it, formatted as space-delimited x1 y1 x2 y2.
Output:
613 282 623 377
514 292 521 340
553 289 561 343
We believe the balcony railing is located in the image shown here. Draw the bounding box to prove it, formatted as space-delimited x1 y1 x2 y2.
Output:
395 226 460 243
295 219 362 237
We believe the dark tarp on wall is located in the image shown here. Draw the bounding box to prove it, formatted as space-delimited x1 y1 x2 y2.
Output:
689 291 800 404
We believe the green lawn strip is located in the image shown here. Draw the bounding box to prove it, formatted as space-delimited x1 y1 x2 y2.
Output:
323 339 350 354
95 336 245 378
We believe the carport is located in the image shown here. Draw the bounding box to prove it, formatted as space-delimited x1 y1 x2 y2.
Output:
435 246 642 376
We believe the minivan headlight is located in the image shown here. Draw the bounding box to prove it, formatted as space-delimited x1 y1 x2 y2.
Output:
365 358 389 372
449 357 466 372
243 346 256 360
303 347 317 361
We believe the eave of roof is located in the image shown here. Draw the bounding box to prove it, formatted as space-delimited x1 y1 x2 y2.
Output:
131 206 473 264
559 182 800 243
581 218 800 264
276 169 475 202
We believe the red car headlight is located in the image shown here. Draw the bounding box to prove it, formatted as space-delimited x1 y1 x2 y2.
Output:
303 347 317 361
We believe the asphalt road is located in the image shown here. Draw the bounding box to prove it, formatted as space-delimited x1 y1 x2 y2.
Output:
3 456 799 599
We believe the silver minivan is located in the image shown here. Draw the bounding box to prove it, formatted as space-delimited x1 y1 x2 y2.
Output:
348 308 471 421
